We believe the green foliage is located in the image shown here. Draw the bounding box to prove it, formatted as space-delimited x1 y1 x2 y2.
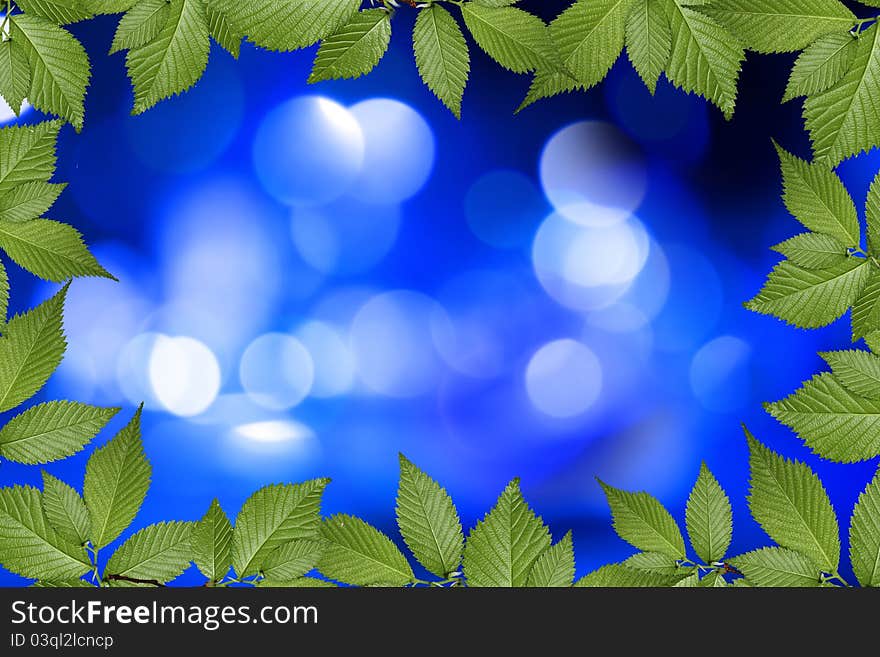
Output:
308 9 391 83
850 470 880 586
40 472 90 546
413 5 470 118
460 3 553 74
527 531 575 587
319 514 414 586
105 521 195 583
685 463 732 564
783 32 857 103
192 499 232 583
625 0 672 94
110 0 172 55
729 547 821 587
599 479 685 559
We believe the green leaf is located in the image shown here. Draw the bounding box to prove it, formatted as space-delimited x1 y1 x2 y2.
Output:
206 4 242 58
805 24 880 164
260 539 324 581
0 219 112 281
395 454 463 578
662 1 744 119
10 14 90 131
574 563 677 587
868 170 880 256
110 0 172 55
230 479 328 577
85 0 138 14
527 531 575 587
14 0 95 25
0 261 7 328
685 463 732 563
105 521 195 583
744 259 870 328
599 479 686 559
623 551 683 575
850 470 880 587
700 0 855 54
783 32 857 103
730 547 821 587
41 472 90 545
126 0 210 114
549 0 632 89
853 271 880 340
211 0 360 52
625 0 672 94
0 181 66 223
0 401 119 465
867 329 880 353
462 479 551 587
820 350 880 399
84 408 151 549
745 428 840 571
774 143 860 246
0 285 67 414
308 9 391 83
771 232 849 270
0 39 32 115
672 571 700 587
257 575 336 588
413 5 470 119
460 4 553 74
191 498 232 582
318 514 413 586
699 571 728 587
0 120 62 198
0 485 89 581
516 68 582 112
766 372 880 462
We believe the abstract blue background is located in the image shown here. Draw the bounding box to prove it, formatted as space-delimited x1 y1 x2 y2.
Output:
2 8 880 585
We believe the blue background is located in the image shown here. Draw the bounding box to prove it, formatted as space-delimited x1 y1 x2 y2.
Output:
2 5 880 585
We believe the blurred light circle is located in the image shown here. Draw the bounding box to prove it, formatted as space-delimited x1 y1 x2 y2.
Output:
126 55 244 173
233 420 314 444
540 121 646 218
240 333 314 409
117 332 164 409
295 321 355 397
532 211 650 311
464 170 547 248
619 242 670 320
525 339 603 418
349 98 435 203
689 336 752 413
291 197 401 275
253 96 364 205
587 302 650 333
349 290 449 397
149 336 221 416
0 99 30 124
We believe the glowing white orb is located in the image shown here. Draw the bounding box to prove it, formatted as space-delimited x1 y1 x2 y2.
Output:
148 336 221 416
233 420 314 444
239 333 314 410
295 321 355 397
525 339 603 418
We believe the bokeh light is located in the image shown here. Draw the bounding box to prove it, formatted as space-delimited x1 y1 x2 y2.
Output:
464 170 547 248
689 335 752 413
239 333 315 410
525 339 603 418
149 335 221 416
294 320 355 397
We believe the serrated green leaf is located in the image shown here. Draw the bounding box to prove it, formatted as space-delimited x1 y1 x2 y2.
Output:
820 350 880 399
206 4 242 58
0 181 66 223
774 143 860 246
15 0 95 25
32 578 93 587
257 575 336 588
0 485 89 581
0 39 32 116
574 563 678 587
599 479 686 559
685 463 732 563
308 9 391 83
783 32 857 103
260 539 324 581
867 330 880 353
395 454 463 579
0 401 118 465
85 0 138 14
771 232 849 269
516 68 582 112
663 1 744 118
745 428 840 571
766 372 880 462
850 470 880 587
805 24 880 164
84 408 150 549
868 171 880 255
853 270 880 340
41 472 90 546
730 547 821 586
191 498 232 582
413 5 469 119
473 0 520 6
700 0 855 54
0 261 8 328
210 0 360 52
318 514 413 586
462 479 551 587
105 521 195 583
110 0 172 55
745 259 870 328
460 3 553 74
0 285 67 414
231 479 328 577
625 0 672 94
10 14 90 131
0 219 112 281
526 531 574 587
672 571 700 587
622 551 683 575
549 0 632 90
0 120 61 197
126 0 210 114
698 571 728 587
